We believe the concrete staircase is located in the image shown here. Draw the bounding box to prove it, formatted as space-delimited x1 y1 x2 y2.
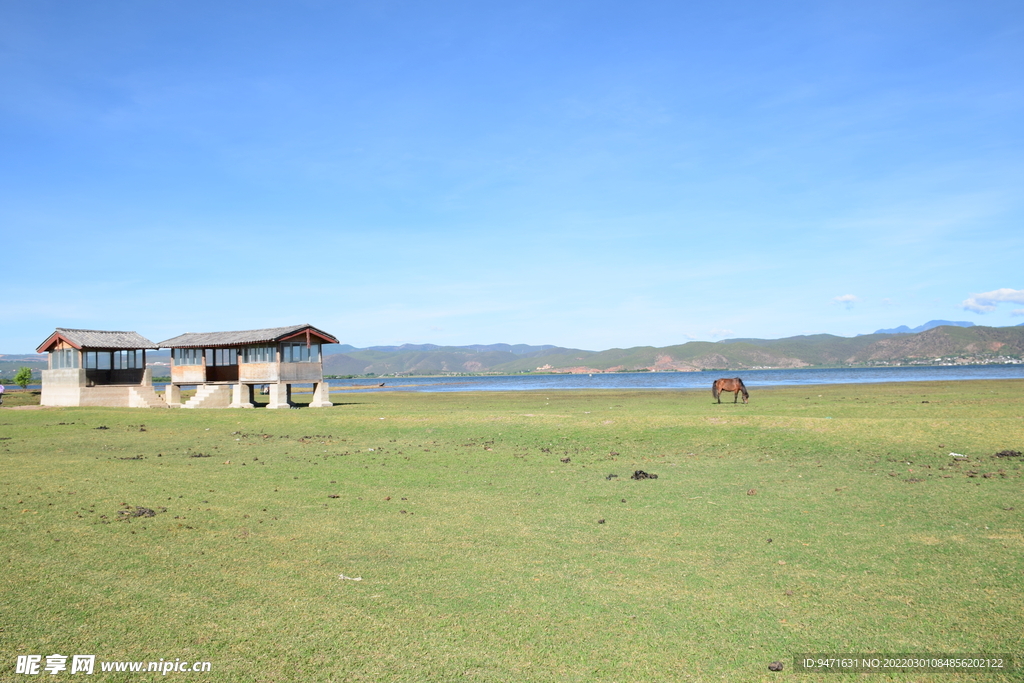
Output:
182 384 233 409
128 385 168 408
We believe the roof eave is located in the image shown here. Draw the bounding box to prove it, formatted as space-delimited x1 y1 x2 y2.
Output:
279 328 340 345
36 332 80 353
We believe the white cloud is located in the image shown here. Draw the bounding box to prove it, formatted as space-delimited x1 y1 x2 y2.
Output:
710 328 734 338
1012 309 1024 317
832 294 858 309
961 288 1024 313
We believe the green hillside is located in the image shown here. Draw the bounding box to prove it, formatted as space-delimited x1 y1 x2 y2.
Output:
325 346 587 376
323 325 1024 376
845 325 1024 362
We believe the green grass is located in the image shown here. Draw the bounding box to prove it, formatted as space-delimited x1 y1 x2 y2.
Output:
1 381 1022 681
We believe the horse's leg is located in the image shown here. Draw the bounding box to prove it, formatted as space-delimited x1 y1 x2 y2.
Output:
733 390 738 403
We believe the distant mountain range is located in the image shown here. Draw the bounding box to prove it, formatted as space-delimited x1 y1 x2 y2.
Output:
869 319 975 335
325 343 559 356
4 324 1024 379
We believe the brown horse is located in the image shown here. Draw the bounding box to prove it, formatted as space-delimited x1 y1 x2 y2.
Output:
712 377 749 404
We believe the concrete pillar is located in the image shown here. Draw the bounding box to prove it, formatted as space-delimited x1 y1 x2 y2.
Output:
142 367 153 386
165 383 182 407
309 381 333 408
266 382 293 409
230 383 254 408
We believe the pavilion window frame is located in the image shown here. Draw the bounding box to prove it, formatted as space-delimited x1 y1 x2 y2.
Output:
173 348 203 366
242 345 277 364
113 349 141 370
84 351 112 370
205 348 238 366
50 348 78 369
282 342 320 363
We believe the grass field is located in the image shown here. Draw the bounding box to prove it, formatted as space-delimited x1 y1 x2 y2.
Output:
1 381 1022 681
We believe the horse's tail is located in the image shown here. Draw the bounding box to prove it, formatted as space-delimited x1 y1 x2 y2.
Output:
711 380 720 400
738 378 749 400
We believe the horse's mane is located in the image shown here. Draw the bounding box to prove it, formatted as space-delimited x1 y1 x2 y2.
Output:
737 378 749 399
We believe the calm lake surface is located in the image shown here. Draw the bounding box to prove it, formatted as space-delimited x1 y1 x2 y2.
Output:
329 364 1024 393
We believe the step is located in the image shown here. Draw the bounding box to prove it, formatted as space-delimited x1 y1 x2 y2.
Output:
128 386 168 409
182 384 233 409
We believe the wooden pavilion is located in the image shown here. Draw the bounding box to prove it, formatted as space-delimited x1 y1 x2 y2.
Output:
36 329 165 407
158 324 338 409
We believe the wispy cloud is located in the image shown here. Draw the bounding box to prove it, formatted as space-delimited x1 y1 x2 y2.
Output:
1012 309 1024 317
962 288 1024 313
831 294 858 310
710 328 734 338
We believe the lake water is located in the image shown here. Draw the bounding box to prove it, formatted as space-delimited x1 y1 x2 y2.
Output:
14 364 1021 394
328 364 1024 393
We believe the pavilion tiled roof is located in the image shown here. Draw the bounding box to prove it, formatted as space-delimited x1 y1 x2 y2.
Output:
36 329 159 352
158 324 338 348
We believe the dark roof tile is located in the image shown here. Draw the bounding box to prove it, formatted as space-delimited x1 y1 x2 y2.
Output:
38 329 159 351
158 324 338 348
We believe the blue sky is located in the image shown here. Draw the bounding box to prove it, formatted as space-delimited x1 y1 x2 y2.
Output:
2 1 1022 352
